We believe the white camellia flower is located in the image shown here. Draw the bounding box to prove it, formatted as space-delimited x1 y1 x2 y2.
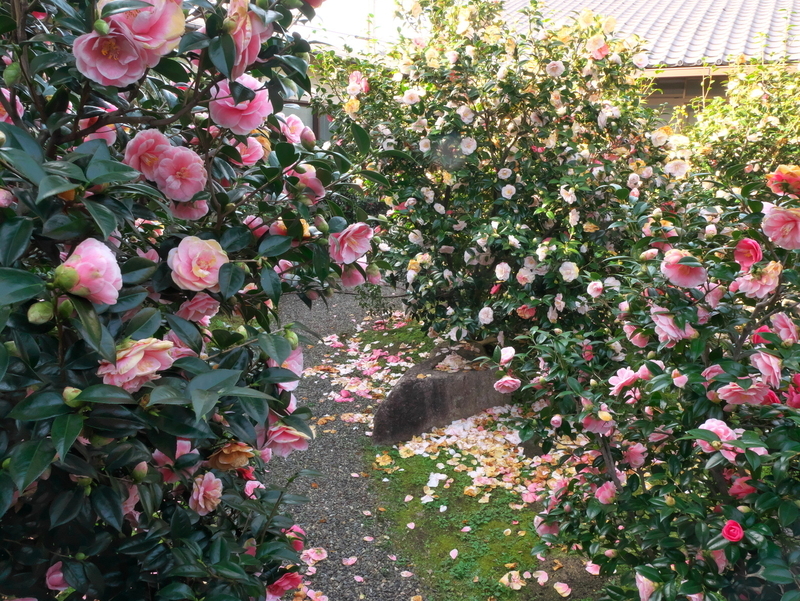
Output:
569 209 580 226
460 137 477 155
501 184 516 199
478 306 494 324
545 60 565 77
664 159 690 178
433 203 446 214
453 220 467 231
632 52 649 69
651 129 669 147
559 261 580 282
495 262 511 281
560 186 577 204
408 230 424 245
497 167 513 179
456 105 474 124
587 281 604 297
419 138 431 152
507 235 520 248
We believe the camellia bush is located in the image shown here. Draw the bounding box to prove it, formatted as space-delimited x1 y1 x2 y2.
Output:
319 1 800 600
0 0 382 599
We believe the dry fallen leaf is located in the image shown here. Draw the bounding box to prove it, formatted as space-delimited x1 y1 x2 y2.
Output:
504 562 518 569
552 559 564 571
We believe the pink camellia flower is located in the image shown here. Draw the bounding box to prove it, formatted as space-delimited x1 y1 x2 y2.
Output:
650 305 697 347
550 414 563 428
244 215 269 238
341 263 366 288
167 236 229 292
771 313 799 343
586 34 610 60
231 137 265 166
703 282 727 308
623 442 647 468
209 75 273 135
279 113 305 144
623 323 649 348
124 129 171 181
729 476 757 499
0 188 15 207
284 524 306 552
766 165 800 196
73 21 147 87
635 573 656 601
534 515 560 536
735 261 782 299
102 0 185 64
266 572 303 601
752 325 772 344
300 126 316 149
46 562 69 591
97 337 175 392
189 472 223 516
176 292 220 327
718 380 771 405
266 423 311 458
57 238 122 305
517 304 536 319
226 0 273 79
495 262 511 281
702 364 726 384
762 207 800 249
244 480 265 499
734 239 762 271
721 519 744 542
79 112 117 146
329 222 373 264
494 375 521 394
660 248 707 288
284 164 326 202
268 346 303 392
582 414 615 436
595 481 617 504
696 418 740 461
154 146 207 202
553 582 572 597
348 70 369 95
587 281 604 298
153 438 199 482
170 199 209 220
671 369 688 388
609 367 639 396
499 346 515 366
0 89 23 124
751 351 782 388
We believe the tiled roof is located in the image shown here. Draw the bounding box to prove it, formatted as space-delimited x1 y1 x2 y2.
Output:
503 0 800 67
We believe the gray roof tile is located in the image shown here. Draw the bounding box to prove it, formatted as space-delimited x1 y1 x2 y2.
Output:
503 0 800 66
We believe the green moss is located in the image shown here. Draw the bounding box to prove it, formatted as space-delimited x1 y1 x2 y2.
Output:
353 321 437 357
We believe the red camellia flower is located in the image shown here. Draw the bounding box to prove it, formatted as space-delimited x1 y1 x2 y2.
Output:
721 519 744 542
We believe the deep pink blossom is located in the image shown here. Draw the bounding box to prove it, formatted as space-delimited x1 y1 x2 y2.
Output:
73 22 147 87
329 223 373 264
734 239 762 271
717 381 771 405
46 562 68 591
154 146 207 202
0 89 23 124
124 129 171 181
660 248 707 288
210 75 273 135
176 292 220 327
609 367 639 396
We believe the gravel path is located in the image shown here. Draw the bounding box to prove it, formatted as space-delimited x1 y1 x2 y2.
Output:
272 292 425 601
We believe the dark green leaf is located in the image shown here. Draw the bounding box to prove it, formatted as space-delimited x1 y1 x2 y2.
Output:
178 31 210 53
0 148 47 182
634 566 664 583
762 565 796 585
125 307 162 340
37 175 77 201
86 160 141 185
187 369 241 395
83 200 118 239
358 170 389 187
275 142 298 168
152 57 188 83
208 34 236 78
0 217 34 266
50 488 85 528
91 486 123 531
0 268 46 306
218 263 245 299
158 582 195 601
350 122 370 154
121 256 158 285
258 235 292 257
52 414 84 460
7 438 56 490
0 123 44 162
260 266 281 305
229 80 256 104
0 473 16 519
220 226 252 252
257 333 292 365
76 384 135 404
100 0 151 17
0 343 7 382
8 391 70 421
327 216 346 234
72 297 117 363
165 313 203 354
779 501 800 527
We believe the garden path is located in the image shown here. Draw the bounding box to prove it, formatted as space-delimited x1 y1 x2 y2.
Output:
271 292 425 601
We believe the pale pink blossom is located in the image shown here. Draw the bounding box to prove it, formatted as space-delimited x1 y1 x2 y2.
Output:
167 236 229 292
97 337 175 392
0 189 15 207
57 238 122 305
79 113 117 145
170 199 209 220
554 582 572 597
210 75 273 135
176 293 220 327
595 481 617 504
623 323 649 348
671 369 688 388
279 113 305 143
534 515 559 536
763 207 800 249
766 165 800 196
609 367 639 396
267 423 310 458
124 129 171 181
494 375 521 394
546 60 565 77
660 249 707 288
499 571 526 590
734 239 762 271
771 313 799 343
0 89 23 124
559 261 580 282
650 305 697 347
244 215 269 238
696 418 741 461
499 346 515 365
329 223 373 264
478 306 494 324
341 263 366 287
734 261 782 299
532 570 549 585
623 443 647 468
231 137 265 166
587 281 604 298
495 262 511 281
103 0 185 61
635 573 656 601
284 164 326 202
226 0 273 79
751 351 782 388
152 438 198 483
348 70 369 94
244 480 265 499
154 146 207 202
267 346 302 392
73 22 147 87
718 381 771 405
189 472 223 516
729 476 757 499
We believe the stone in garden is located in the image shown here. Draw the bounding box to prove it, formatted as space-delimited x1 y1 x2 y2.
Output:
372 344 507 445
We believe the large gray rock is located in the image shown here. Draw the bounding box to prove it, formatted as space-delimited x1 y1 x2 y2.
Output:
371 344 508 445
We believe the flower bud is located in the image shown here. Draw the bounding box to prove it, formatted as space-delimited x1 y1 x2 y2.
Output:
1 458 10 469
285 330 299 349
222 17 237 33
737 505 751 513
651 208 662 219
598 410 613 422
62 387 83 407
74 552 87 561
646 351 656 359
132 461 148 482
53 265 79 292
664 495 675 506
27 301 54 325
57 297 75 318
235 261 251 276
93 19 110 35
4 341 19 357
323 286 335 298
710 440 723 450
589 379 598 387
89 434 113 447
314 215 329 233
300 126 316 150
553 328 562 335
603 549 617 558
550 414 562 427
236 325 247 337
3 63 22 87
